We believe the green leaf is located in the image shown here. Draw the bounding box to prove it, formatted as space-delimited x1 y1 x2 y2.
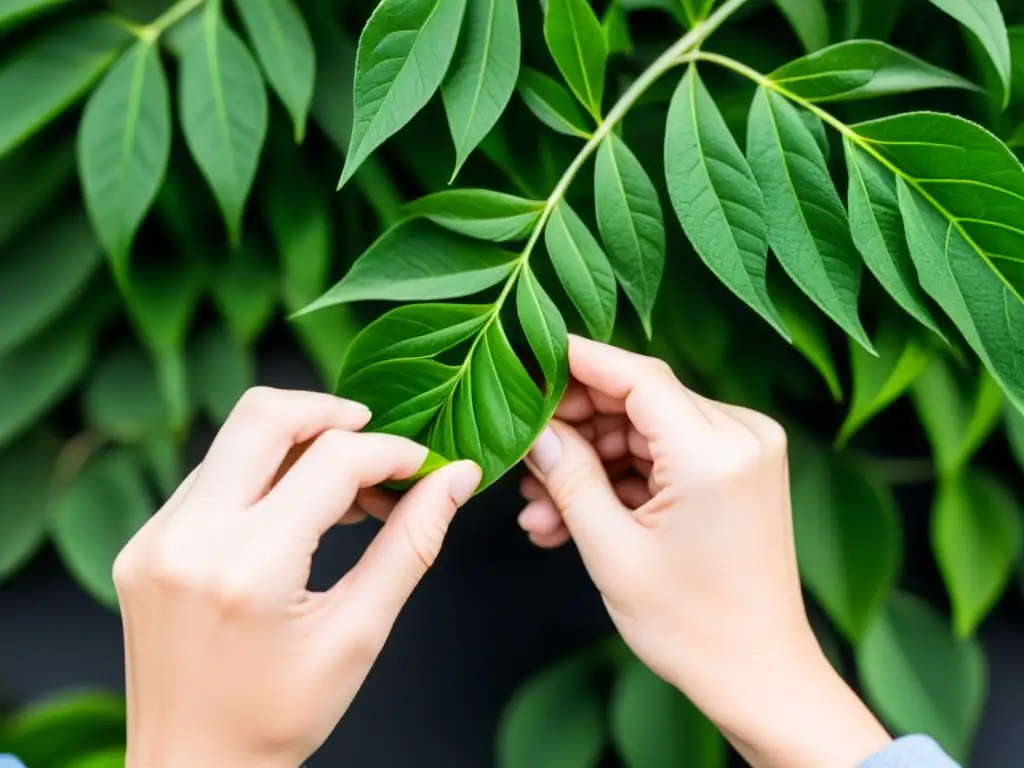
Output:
544 200 617 342
926 0 1010 108
602 2 632 57
179 6 269 246
517 67 593 138
933 469 1023 637
681 0 715 26
610 655 726 768
338 0 468 188
0 0 74 29
0 142 75 247
843 140 942 336
83 345 172 442
1 691 126 768
747 88 872 351
772 0 829 53
769 41 980 103
595 133 665 337
858 592 986 762
212 244 279 345
798 109 829 161
0 211 101 356
189 323 254 424
344 358 460 437
442 0 521 179
517 263 570 412
298 220 518 314
1006 402 1024 472
791 448 900 641
67 748 129 768
78 40 171 271
51 449 154 610
772 278 843 400
665 67 786 339
0 17 129 159
0 437 58 580
405 189 544 242
234 0 315 142
543 0 607 119
838 311 932 446
308 11 356 151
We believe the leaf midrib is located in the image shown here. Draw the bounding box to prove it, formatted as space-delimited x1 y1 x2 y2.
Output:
203 11 237 187
603 136 648 298
454 0 498 149
118 43 151 211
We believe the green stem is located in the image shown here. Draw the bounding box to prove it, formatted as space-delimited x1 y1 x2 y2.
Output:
144 0 205 40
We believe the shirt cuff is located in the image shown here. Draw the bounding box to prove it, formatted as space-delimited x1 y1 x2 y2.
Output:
860 735 962 768
0 756 27 768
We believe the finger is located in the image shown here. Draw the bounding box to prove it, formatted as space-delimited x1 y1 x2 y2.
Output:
260 430 428 535
517 499 563 536
592 415 631 461
338 508 368 525
528 527 572 549
355 486 400 522
555 384 594 421
520 475 547 502
614 477 652 509
193 388 372 507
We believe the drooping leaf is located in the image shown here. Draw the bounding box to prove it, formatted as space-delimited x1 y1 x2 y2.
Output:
772 0 829 53
858 592 986 762
933 469 1023 637
544 0 608 119
610 654 726 768
338 0 468 188
179 6 269 245
83 345 172 443
405 189 544 242
517 67 593 138
772 278 843 401
308 10 356 151
51 449 154 610
517 263 569 412
297 220 518 314
0 692 126 768
77 40 171 271
234 0 315 142
211 244 279 345
0 0 74 29
0 17 129 158
769 41 980 103
0 437 58 580
544 200 618 341
602 2 632 57
442 0 521 178
0 141 75 247
926 0 1010 108
747 88 872 351
189 323 254 424
665 67 786 338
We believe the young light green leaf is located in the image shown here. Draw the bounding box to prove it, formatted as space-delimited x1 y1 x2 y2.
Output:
212 244 279 345
843 140 942 336
602 2 632 57
442 0 521 179
0 0 73 29
773 279 843 401
747 88 872 352
0 17 129 158
189 323 254 423
0 438 58 579
772 0 829 52
83 345 172 442
858 592 986 762
791 447 901 641
665 67 786 339
338 0 468 188
234 0 315 142
297 220 518 314
934 470 1023 638
51 449 153 610
595 133 664 337
544 200 617 342
926 0 1010 108
405 189 544 242
517 67 593 138
543 0 607 119
78 40 171 271
517 264 569 410
769 41 980 103
179 8 268 246
681 0 715 26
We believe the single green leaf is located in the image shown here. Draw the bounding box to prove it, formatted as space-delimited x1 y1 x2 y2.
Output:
0 437 58 580
1006 401 1024 472
680 0 715 26
0 17 129 158
0 0 74 29
791 448 900 641
189 323 254 424
858 592 986 762
78 40 171 271
83 345 172 442
234 0 315 142
595 133 665 337
442 0 521 179
405 189 544 242
769 41 980 103
179 6 269 246
843 140 942 336
543 0 607 119
212 244 279 345
747 88 872 351
544 200 617 342
665 67 786 339
51 449 153 610
142 434 183 500
934 469 1023 637
798 109 829 161
308 12 356 151
338 0 468 188
602 2 632 57
1 692 126 768
772 278 843 401
297 220 518 314
843 0 905 39
926 0 1010 108
517 263 569 411
772 0 829 52
67 748 128 768
517 67 593 138
0 141 75 247
344 358 461 437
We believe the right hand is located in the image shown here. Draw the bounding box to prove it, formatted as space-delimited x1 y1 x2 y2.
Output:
519 336 891 768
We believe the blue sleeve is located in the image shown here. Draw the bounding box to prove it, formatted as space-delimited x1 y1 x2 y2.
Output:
860 736 962 768
0 756 26 768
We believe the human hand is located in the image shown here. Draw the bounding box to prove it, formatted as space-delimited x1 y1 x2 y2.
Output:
114 388 481 768
518 337 890 768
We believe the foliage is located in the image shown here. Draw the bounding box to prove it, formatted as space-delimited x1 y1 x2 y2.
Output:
2 0 1024 763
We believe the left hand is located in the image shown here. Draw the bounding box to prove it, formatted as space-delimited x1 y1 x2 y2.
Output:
114 387 481 768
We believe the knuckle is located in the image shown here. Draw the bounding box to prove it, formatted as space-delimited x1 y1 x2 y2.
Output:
402 511 451 571
315 428 356 459
758 417 788 457
552 460 598 509
111 548 140 590
235 386 282 421
644 356 676 380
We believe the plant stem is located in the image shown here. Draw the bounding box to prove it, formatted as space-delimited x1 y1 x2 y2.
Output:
144 0 205 40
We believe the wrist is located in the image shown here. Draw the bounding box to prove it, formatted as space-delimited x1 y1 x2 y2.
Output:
126 740 293 768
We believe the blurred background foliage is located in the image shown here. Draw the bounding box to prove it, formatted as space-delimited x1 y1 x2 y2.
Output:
1 0 1024 765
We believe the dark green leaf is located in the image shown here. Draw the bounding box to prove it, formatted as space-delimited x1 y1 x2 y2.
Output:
926 0 1010 107
308 12 356 151
772 269 843 401
0 142 75 247
544 200 617 341
517 263 569 411
681 0 715 26
0 437 57 580
189 323 254 424
544 0 607 119
405 189 544 242
517 67 593 138
602 2 632 57
344 358 460 437
83 345 172 442
772 0 828 52
0 0 74 29
1006 402 1024 472
212 244 279 344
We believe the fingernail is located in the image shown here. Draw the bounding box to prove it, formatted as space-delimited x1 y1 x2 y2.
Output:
449 462 482 506
529 428 562 474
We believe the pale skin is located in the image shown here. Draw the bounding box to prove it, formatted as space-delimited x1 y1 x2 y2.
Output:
115 336 893 768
